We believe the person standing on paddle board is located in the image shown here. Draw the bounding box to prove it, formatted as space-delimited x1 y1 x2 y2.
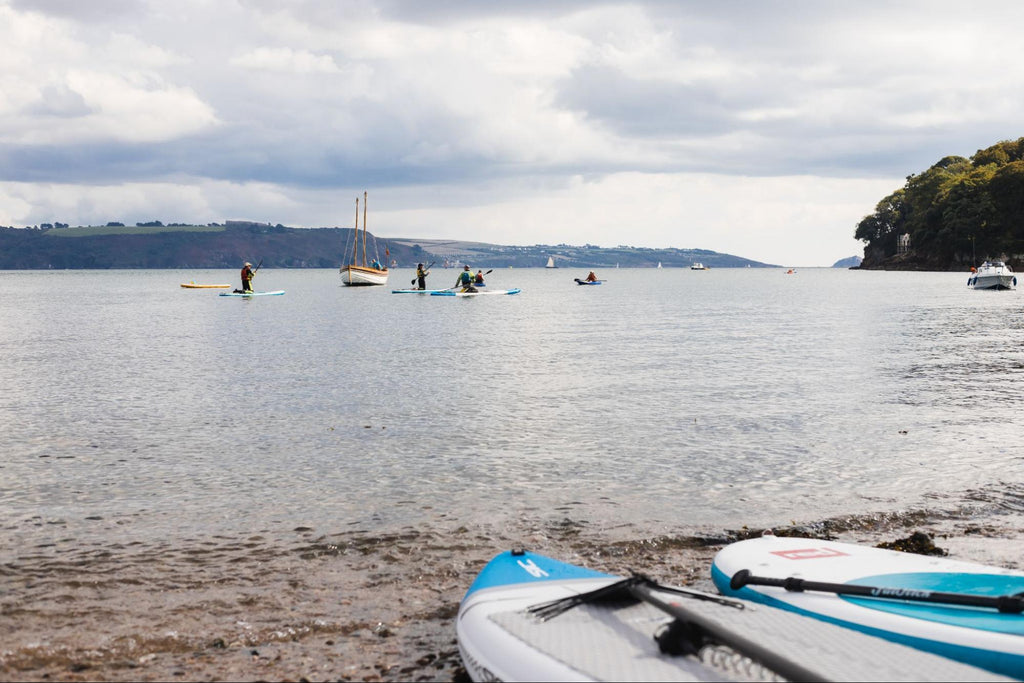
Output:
240 262 255 292
455 265 477 292
416 263 429 290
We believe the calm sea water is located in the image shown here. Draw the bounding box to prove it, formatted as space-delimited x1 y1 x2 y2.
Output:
2 266 1023 551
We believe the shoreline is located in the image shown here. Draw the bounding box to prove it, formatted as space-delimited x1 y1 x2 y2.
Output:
3 499 1022 682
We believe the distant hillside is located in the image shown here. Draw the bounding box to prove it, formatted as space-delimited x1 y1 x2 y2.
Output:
0 222 776 269
832 255 862 268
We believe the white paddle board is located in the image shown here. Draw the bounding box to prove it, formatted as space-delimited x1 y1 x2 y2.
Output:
218 290 284 297
712 534 1024 678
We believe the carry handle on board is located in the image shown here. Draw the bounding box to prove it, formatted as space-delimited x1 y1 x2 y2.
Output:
629 582 822 682
730 569 1024 614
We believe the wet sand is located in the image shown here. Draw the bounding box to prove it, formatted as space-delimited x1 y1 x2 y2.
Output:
3 502 1022 682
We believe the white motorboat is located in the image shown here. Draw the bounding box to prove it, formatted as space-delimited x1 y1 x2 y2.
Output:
968 260 1016 290
691 262 709 270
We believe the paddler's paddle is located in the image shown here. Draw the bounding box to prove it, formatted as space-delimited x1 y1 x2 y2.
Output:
529 574 820 682
730 569 1024 613
411 261 436 285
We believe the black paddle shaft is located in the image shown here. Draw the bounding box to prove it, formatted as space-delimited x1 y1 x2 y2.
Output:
629 583 822 682
730 569 1024 613
412 261 436 284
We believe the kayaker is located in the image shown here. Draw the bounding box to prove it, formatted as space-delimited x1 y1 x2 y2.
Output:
416 263 430 290
240 262 255 292
585 271 598 282
475 270 485 284
455 265 477 292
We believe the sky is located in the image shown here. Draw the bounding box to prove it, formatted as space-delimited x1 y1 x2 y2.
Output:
2 1 1024 266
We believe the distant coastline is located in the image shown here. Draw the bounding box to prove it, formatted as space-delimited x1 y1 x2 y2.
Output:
0 222 778 270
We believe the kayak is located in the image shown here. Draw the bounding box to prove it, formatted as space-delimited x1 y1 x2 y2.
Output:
431 288 520 297
181 283 231 288
457 549 1002 682
574 278 603 285
218 290 285 297
712 534 1024 679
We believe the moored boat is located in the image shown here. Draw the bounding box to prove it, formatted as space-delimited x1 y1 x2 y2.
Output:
340 192 388 286
969 260 1016 290
690 262 708 270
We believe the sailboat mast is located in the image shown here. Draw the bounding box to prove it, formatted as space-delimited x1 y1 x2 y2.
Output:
352 197 360 265
362 191 368 268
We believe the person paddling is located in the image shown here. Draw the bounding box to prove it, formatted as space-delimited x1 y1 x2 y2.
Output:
585 271 598 282
416 262 430 290
455 265 477 292
240 262 255 292
475 269 485 285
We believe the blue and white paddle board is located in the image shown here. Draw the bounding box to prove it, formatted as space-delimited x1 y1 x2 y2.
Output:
712 535 1024 679
457 549 1004 682
391 288 451 294
218 290 285 297
431 288 520 297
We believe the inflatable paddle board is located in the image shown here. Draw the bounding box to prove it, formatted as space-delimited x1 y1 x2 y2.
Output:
712 535 1024 679
218 290 285 297
574 278 603 285
181 283 231 288
431 288 520 297
391 288 453 294
457 549 1003 682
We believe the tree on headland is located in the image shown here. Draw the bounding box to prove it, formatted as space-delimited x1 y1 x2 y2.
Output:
856 137 1024 269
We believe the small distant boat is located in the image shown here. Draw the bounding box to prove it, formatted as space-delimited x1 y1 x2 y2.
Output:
545 256 557 269
181 282 231 289
574 278 602 286
340 192 389 286
786 269 796 274
968 260 1016 290
657 262 662 269
690 262 709 270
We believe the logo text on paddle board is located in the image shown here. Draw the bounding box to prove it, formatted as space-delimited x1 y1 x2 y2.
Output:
870 587 931 599
517 559 549 577
770 548 849 560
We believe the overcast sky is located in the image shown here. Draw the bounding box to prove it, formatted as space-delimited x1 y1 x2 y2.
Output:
2 1 1023 266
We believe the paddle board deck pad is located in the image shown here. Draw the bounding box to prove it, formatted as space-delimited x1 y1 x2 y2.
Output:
431 288 520 297
218 290 285 297
181 283 231 288
458 549 1004 682
712 535 1024 679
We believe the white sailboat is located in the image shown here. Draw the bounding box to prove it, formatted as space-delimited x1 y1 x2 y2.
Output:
545 256 557 269
340 191 389 286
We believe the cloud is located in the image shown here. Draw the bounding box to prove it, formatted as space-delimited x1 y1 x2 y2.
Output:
231 47 341 74
2 0 1024 264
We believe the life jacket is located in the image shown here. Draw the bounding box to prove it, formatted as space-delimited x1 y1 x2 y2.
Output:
459 271 473 285
241 266 252 279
